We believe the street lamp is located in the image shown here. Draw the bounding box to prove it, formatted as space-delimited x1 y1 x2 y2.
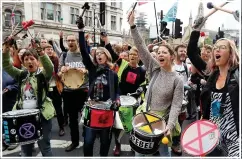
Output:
92 3 96 46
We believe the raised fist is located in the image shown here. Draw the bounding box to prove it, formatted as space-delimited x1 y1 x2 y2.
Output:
76 16 85 29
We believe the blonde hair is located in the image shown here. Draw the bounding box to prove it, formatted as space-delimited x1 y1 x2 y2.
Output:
206 38 239 74
130 46 138 54
94 47 114 68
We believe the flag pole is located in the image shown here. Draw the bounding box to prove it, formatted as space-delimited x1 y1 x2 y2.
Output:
154 2 159 42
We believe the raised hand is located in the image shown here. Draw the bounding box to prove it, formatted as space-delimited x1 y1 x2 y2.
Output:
193 16 207 31
76 16 85 29
127 11 135 26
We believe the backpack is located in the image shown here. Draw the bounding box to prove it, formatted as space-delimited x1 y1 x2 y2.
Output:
16 70 48 110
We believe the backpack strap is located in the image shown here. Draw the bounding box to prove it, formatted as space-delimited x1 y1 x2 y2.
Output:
183 62 189 78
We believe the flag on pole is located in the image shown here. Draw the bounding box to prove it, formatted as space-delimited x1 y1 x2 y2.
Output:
162 2 178 22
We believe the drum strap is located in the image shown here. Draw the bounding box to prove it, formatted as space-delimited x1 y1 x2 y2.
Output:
146 69 159 112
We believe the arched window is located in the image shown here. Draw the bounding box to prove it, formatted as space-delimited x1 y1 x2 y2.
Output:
14 11 22 25
4 9 12 27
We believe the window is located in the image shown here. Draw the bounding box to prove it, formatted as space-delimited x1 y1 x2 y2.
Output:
70 7 79 24
40 3 62 22
111 15 116 30
4 9 11 27
14 11 22 25
56 4 61 22
4 9 22 27
41 3 45 20
111 2 116 7
84 11 92 27
46 3 54 20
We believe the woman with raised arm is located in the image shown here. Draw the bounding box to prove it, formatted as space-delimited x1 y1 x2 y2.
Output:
188 16 239 157
76 16 120 157
128 11 184 157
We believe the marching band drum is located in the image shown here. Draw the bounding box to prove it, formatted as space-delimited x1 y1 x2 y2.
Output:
129 112 166 155
2 109 43 145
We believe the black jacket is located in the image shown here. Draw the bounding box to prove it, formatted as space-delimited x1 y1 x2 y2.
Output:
78 32 119 102
200 67 239 134
187 31 207 74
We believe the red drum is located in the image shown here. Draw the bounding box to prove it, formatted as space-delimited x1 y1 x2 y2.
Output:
82 100 114 129
181 120 220 156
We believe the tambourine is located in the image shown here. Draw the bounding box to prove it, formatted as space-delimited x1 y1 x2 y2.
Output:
61 68 85 89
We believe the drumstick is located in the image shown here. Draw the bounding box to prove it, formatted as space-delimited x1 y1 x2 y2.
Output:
127 2 137 21
204 2 229 19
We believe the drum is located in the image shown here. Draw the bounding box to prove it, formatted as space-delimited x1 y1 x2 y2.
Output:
61 68 85 89
129 112 166 155
2 109 43 145
181 120 220 156
83 100 114 129
115 95 138 132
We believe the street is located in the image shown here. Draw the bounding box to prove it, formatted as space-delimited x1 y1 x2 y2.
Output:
2 115 197 158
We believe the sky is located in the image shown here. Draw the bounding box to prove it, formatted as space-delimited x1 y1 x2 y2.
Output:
121 0 240 32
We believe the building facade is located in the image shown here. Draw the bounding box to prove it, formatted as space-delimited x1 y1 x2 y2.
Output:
2 2 124 46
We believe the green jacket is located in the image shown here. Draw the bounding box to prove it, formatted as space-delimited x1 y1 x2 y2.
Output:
2 52 55 120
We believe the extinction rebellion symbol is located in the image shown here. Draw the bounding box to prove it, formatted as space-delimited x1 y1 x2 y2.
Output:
19 123 35 139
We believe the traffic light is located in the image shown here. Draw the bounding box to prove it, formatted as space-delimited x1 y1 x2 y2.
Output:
100 2 105 26
160 21 167 33
174 18 183 39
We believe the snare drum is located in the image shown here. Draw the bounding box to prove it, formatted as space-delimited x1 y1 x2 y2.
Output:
129 112 166 155
61 68 85 89
114 95 138 132
83 100 114 129
2 109 43 145
181 120 220 156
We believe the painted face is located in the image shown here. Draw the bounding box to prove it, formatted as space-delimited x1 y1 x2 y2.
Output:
96 51 108 65
67 35 77 52
177 47 187 62
45 47 54 57
157 46 174 69
23 55 39 72
201 48 212 62
40 39 48 48
213 40 231 67
129 51 139 64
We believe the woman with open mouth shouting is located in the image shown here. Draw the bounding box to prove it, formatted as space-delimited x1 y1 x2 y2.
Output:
76 16 120 157
188 16 239 157
200 38 239 157
128 11 184 157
